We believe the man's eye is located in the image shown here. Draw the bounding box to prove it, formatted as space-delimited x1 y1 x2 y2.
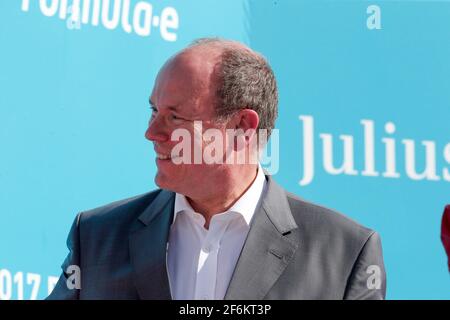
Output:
150 107 157 117
171 114 183 121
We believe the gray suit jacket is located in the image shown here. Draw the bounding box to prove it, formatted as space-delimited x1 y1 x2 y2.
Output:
47 174 386 300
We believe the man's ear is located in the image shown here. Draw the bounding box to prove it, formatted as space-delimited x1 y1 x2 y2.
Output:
230 109 259 152
234 109 259 133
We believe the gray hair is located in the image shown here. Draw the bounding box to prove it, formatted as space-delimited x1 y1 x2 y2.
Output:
189 38 278 139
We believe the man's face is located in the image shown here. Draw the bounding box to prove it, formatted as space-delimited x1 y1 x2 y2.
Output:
145 49 229 197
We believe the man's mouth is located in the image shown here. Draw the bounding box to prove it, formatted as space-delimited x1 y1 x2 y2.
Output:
156 153 182 161
156 153 172 160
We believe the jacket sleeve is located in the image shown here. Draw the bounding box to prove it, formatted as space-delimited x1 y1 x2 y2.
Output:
46 213 82 300
343 231 387 300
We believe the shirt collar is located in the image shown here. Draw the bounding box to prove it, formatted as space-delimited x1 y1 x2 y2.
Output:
173 164 267 226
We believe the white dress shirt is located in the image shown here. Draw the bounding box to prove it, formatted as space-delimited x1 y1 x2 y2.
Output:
166 165 266 300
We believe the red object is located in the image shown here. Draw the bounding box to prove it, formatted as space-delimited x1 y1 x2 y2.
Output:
442 205 450 271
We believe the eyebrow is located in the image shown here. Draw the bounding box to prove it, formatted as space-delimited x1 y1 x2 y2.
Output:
149 99 179 112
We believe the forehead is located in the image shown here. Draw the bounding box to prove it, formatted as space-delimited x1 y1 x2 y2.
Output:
150 49 221 114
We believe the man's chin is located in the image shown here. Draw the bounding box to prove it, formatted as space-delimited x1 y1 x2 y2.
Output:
154 173 165 188
154 172 175 191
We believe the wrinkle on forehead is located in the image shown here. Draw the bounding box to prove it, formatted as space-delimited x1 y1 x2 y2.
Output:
152 48 222 116
173 48 222 90
152 41 259 117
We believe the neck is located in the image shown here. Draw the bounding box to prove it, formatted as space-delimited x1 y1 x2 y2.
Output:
187 164 259 229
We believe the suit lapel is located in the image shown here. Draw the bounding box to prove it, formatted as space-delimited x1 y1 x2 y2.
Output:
225 175 299 300
129 189 175 300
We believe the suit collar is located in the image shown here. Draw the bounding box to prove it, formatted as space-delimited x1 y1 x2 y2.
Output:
224 174 299 299
137 189 174 226
129 189 175 300
260 174 298 234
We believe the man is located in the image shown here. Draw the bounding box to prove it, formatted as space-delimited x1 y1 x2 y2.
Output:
47 38 386 300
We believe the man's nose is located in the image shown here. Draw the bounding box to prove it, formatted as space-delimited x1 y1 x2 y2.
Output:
145 117 168 142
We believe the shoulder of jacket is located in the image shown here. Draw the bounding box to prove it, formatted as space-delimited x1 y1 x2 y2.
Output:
77 189 162 226
285 191 375 242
